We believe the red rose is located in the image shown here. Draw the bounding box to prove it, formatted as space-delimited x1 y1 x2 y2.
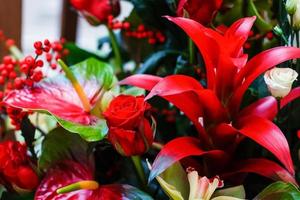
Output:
103 95 154 156
177 0 223 25
0 141 39 190
70 0 120 25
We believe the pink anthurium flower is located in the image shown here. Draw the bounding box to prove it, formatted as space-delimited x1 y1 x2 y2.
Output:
34 160 153 200
120 16 300 185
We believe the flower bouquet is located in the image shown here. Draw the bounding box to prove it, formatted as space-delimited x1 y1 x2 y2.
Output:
1 0 300 199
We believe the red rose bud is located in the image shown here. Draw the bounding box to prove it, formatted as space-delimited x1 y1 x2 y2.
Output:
70 0 120 25
103 95 154 156
0 141 39 190
177 0 223 25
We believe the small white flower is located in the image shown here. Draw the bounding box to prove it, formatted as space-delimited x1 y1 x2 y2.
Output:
286 0 297 15
264 67 298 98
293 3 300 30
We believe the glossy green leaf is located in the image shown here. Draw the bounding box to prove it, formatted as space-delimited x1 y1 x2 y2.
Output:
156 162 189 200
55 117 108 142
254 182 300 200
38 127 91 170
122 87 145 96
213 185 246 199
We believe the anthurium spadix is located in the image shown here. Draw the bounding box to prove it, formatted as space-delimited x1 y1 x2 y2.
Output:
4 58 118 141
120 16 300 184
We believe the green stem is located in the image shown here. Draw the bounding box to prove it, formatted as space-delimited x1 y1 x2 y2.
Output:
188 38 195 64
106 25 123 74
131 156 147 188
9 45 24 61
58 59 91 112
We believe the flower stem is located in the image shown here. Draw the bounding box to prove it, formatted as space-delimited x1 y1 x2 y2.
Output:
106 25 123 74
131 156 147 188
58 59 91 112
188 38 195 64
56 180 99 194
9 45 24 61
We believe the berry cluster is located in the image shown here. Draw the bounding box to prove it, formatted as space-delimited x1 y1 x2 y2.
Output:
243 30 274 49
0 35 68 130
0 140 39 190
107 15 166 45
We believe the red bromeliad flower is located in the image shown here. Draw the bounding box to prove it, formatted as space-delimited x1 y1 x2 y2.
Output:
0 141 39 190
103 95 154 156
177 0 223 25
120 16 300 184
70 0 120 25
35 160 152 200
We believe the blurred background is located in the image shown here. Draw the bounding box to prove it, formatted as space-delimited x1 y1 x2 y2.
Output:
0 0 132 55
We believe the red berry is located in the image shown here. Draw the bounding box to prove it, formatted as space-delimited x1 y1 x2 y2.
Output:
9 71 17 79
1 69 8 77
122 22 130 30
31 71 43 82
266 32 273 40
137 25 145 32
5 39 15 48
0 76 5 85
25 56 35 66
44 39 50 46
14 78 24 89
50 63 57 69
33 41 42 49
35 49 43 55
148 38 156 45
43 46 50 52
46 53 52 62
20 63 29 73
6 82 13 90
25 79 33 87
244 42 251 49
3 56 12 64
35 60 44 67
6 64 14 72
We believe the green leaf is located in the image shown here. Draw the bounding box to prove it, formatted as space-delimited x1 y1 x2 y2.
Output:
71 57 116 90
213 185 246 199
0 186 5 199
38 127 91 170
254 181 300 200
137 50 182 74
55 117 108 142
64 42 108 66
122 87 145 96
156 162 189 200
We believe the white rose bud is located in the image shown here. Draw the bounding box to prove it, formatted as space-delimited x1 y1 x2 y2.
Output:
264 67 298 98
293 3 300 30
286 0 297 15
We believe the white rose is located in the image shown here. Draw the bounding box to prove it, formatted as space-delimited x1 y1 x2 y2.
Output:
286 0 297 15
264 67 298 98
293 3 300 30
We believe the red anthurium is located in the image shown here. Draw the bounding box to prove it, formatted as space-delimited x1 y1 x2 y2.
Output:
4 58 116 141
35 160 153 200
176 0 223 25
120 16 300 184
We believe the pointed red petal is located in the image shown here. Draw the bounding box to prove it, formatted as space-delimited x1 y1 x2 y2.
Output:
149 136 227 182
223 158 296 185
238 96 278 120
236 115 294 175
225 16 256 56
281 87 300 108
119 74 162 91
231 47 300 112
165 16 221 89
